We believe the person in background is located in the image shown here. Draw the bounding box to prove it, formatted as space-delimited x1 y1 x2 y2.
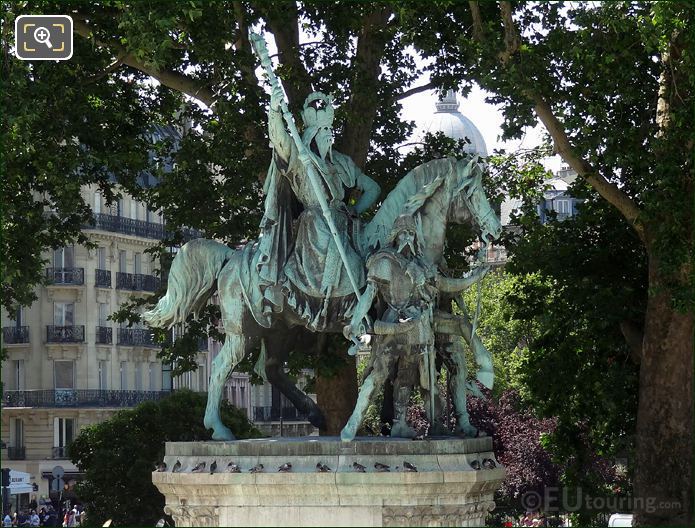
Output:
29 511 39 528
3 511 12 528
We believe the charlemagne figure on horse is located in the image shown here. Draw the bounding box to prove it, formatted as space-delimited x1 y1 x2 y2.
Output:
143 32 502 441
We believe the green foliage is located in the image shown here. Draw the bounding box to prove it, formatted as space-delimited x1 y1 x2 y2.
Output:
460 270 539 397
69 389 262 526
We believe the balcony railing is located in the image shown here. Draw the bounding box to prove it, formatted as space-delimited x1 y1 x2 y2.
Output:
6 446 26 460
47 325 85 343
95 269 112 288
86 213 203 241
253 406 308 422
116 272 160 292
118 328 158 347
3 326 29 344
96 326 112 344
3 389 172 408
52 446 69 459
46 268 84 285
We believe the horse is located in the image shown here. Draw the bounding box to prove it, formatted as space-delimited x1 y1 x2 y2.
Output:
144 156 501 440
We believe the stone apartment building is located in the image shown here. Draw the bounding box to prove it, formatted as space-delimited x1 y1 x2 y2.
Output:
0 183 209 509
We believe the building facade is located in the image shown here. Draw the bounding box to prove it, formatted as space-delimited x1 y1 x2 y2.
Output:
1 184 209 509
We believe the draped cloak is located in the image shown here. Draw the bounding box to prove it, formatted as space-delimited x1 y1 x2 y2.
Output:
244 146 368 331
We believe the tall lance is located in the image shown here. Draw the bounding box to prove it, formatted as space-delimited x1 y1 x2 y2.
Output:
249 31 362 300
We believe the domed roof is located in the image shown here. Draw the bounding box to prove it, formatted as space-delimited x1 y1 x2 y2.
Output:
422 90 488 156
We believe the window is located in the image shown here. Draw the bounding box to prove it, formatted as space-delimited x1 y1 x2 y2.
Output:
239 385 245 409
11 418 24 448
116 198 124 217
53 302 74 326
119 250 127 273
53 246 74 269
120 362 128 390
149 363 157 391
94 191 102 215
98 361 108 390
12 360 25 390
161 362 172 391
556 199 571 215
134 253 142 275
97 247 107 270
54 418 75 448
54 361 75 390
14 306 24 327
130 200 137 221
98 303 110 326
134 363 143 391
197 364 207 392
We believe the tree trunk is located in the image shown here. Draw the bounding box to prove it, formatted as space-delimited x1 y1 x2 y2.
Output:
315 335 359 435
633 255 693 525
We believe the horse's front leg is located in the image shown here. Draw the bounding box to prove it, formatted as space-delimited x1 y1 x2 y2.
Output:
204 333 248 440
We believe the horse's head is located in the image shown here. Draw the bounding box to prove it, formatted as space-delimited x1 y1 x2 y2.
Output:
449 158 502 243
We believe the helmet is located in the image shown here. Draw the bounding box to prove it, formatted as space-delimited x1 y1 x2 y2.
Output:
301 92 335 152
387 214 418 245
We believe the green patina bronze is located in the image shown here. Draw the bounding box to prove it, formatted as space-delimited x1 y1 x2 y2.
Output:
144 33 502 441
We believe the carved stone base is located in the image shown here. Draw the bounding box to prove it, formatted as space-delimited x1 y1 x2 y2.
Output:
153 437 505 527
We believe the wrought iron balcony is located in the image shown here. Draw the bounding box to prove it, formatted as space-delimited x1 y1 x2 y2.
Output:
86 213 203 241
52 446 69 459
3 389 172 408
253 406 308 422
96 326 112 344
6 446 26 460
116 272 160 292
95 269 112 288
118 328 158 347
47 325 85 343
88 213 165 239
3 326 29 344
46 267 84 285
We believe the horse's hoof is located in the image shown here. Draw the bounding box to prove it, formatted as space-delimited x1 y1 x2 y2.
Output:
340 429 354 442
456 424 478 438
211 425 236 441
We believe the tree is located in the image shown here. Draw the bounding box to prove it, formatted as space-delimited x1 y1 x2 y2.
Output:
68 389 261 526
402 3 693 524
3 3 691 522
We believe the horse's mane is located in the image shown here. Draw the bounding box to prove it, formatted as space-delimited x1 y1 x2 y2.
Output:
363 157 463 252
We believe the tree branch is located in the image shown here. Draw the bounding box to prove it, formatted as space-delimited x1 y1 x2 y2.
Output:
490 2 645 241
396 82 434 101
73 19 217 108
84 52 126 84
531 94 644 239
469 1 484 42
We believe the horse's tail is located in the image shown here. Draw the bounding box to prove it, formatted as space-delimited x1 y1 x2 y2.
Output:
143 239 234 329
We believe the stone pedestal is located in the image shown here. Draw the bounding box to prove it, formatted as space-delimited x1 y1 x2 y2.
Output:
153 436 505 527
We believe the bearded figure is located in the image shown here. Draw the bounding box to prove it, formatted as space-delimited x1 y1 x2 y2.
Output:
252 88 381 331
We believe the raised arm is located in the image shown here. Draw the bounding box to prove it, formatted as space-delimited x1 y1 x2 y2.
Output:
268 85 294 162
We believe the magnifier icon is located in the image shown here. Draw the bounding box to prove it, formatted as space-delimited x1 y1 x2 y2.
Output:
33 26 53 49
